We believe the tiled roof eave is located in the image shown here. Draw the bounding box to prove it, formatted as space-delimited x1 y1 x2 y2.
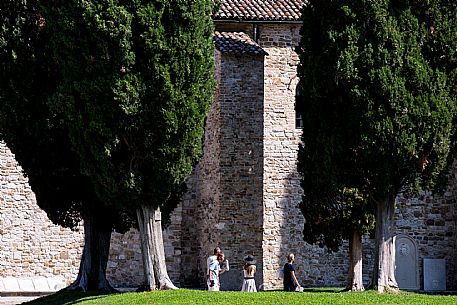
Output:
213 18 303 24
218 50 268 56
214 31 268 56
213 0 306 23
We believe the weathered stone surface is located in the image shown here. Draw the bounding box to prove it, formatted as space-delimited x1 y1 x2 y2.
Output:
395 235 419 290
0 143 84 286
0 142 144 288
0 277 65 293
424 259 446 291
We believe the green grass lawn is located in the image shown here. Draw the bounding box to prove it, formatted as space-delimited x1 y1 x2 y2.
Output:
23 288 457 305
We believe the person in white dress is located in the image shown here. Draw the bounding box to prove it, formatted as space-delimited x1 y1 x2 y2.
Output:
241 255 257 292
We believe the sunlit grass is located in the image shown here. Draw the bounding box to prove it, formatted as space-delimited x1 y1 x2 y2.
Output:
24 288 457 305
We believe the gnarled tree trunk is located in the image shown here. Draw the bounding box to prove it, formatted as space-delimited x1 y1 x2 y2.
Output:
136 205 178 291
374 197 398 293
346 230 364 291
65 211 116 292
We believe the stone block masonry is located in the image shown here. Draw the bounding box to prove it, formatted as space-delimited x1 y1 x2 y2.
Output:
261 23 305 290
0 142 83 285
0 142 145 288
169 49 267 290
216 52 265 290
168 22 457 290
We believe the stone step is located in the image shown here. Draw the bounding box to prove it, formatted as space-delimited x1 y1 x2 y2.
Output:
0 277 66 295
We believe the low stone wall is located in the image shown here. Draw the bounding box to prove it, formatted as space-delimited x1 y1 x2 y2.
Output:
107 229 143 288
0 277 66 295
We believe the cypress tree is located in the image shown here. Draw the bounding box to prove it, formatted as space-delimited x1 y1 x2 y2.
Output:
1 0 215 291
297 0 457 292
44 0 215 290
0 0 132 291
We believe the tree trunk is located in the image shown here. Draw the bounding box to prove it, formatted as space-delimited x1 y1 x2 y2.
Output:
346 230 365 291
65 211 116 292
136 205 178 290
374 197 399 293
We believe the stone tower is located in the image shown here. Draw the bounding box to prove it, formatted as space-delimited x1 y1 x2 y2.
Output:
166 0 318 290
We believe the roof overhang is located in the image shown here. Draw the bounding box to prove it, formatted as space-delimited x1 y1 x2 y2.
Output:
213 19 303 25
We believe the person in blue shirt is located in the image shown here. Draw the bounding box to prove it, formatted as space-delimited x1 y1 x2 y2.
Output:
283 253 301 292
207 252 226 291
207 247 221 280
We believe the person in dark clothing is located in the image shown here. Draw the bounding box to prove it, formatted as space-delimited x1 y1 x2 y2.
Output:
283 253 301 292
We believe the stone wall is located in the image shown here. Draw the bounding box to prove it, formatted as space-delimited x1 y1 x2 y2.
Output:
107 229 143 288
169 22 377 290
394 168 457 290
258 22 378 290
260 23 305 290
0 142 83 285
173 49 266 290
216 51 265 290
0 141 145 289
164 21 457 291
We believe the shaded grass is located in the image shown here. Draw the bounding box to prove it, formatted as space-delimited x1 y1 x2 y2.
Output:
23 288 457 305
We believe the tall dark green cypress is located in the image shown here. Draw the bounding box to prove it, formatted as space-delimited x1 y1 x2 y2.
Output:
44 0 215 290
44 0 215 215
1 0 215 291
296 0 457 292
0 0 135 292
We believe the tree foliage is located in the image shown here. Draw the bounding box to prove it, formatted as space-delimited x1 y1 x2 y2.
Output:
300 187 375 252
0 1 136 291
43 0 215 218
297 0 457 250
1 0 214 291
1 0 85 228
40 0 215 290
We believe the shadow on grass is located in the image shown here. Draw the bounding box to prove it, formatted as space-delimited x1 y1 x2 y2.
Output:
303 288 346 293
22 290 117 305
263 287 344 293
416 290 457 296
